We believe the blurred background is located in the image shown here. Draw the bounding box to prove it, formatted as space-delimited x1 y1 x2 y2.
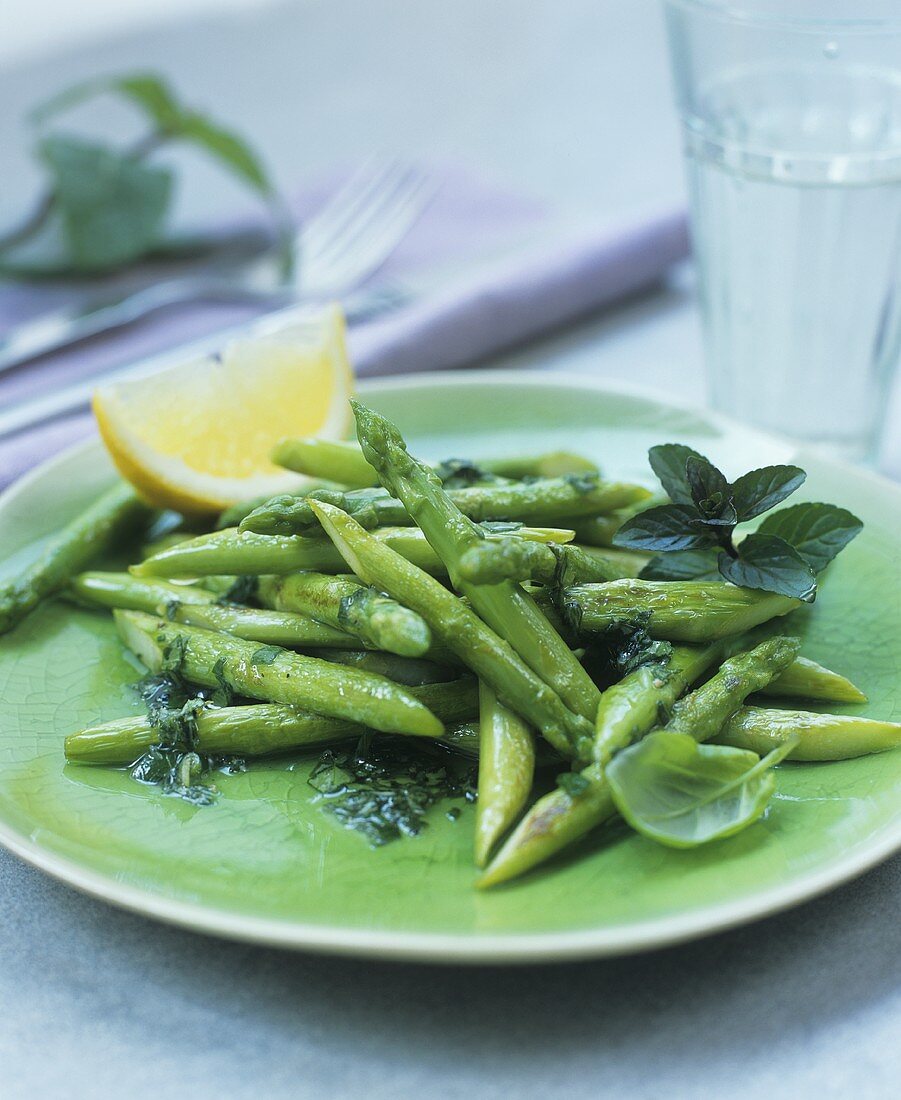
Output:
0 1 708 478
4 0 898 473
1 1 683 226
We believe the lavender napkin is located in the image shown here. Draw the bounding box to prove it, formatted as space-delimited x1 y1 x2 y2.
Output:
0 168 688 491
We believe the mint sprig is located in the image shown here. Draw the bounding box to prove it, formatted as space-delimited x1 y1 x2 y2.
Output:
614 444 863 601
0 72 292 277
755 502 864 572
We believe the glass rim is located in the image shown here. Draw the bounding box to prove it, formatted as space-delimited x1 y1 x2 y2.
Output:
663 0 901 34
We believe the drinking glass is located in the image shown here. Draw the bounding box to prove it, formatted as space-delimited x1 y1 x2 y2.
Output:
663 0 901 462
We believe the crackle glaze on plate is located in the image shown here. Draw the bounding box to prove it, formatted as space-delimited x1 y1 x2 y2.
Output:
0 372 899 962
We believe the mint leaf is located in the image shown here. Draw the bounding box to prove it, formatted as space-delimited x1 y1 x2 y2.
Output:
718 533 817 601
557 772 591 798
640 549 721 581
756 502 863 572
613 504 718 552
177 114 274 194
18 71 291 277
731 465 807 521
250 645 282 666
605 730 797 848
32 73 184 130
38 135 171 271
35 74 275 196
648 444 710 505
685 455 736 525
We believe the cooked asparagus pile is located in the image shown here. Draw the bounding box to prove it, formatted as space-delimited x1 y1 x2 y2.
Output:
7 403 896 885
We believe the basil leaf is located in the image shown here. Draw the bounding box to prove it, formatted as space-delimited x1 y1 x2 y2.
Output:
718 533 817 602
639 549 722 581
756 502 863 572
731 465 806 521
613 504 718 552
685 455 736 524
648 443 710 505
38 135 171 271
605 730 797 848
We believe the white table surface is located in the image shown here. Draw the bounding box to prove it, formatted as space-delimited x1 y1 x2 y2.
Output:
0 3 898 1097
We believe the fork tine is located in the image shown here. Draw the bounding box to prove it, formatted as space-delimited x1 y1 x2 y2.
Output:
304 171 436 294
323 173 435 280
305 166 432 275
301 162 416 272
300 158 408 261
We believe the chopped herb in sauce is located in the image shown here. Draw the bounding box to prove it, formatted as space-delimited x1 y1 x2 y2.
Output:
216 575 259 606
129 672 244 805
308 734 477 846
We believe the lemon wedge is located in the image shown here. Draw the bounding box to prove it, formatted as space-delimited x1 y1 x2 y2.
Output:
93 304 354 514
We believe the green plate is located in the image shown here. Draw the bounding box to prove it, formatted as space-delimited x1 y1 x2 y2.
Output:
1 372 899 962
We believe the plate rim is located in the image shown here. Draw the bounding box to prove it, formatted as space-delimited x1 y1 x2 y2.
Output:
2 367 899 963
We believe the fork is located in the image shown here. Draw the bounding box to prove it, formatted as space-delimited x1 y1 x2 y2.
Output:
0 159 434 376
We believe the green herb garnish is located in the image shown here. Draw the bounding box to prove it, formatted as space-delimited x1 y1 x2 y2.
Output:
211 656 234 707
216 575 260 607
130 672 245 805
308 735 477 846
557 772 591 798
160 633 188 674
432 458 500 489
250 645 282 666
595 617 673 680
614 444 862 601
0 72 291 277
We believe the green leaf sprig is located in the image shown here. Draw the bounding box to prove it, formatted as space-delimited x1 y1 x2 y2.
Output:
613 443 863 601
0 72 292 277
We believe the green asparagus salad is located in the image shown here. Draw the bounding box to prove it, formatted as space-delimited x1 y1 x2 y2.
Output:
1 401 898 888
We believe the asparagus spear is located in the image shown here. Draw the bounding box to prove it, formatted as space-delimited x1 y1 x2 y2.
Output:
320 649 459 685
257 572 432 658
480 451 599 479
591 642 866 763
457 539 633 587
217 494 284 530
308 500 592 757
115 610 443 738
593 643 725 764
563 579 801 642
566 494 668 548
448 475 650 523
352 401 601 729
241 477 649 535
66 677 479 765
244 489 580 543
242 488 402 534
475 682 536 867
273 436 600 488
69 571 360 648
140 532 193 560
452 706 899 765
0 483 153 636
478 636 800 887
667 636 801 738
763 655 867 704
713 707 901 761
272 438 381 488
133 524 568 580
